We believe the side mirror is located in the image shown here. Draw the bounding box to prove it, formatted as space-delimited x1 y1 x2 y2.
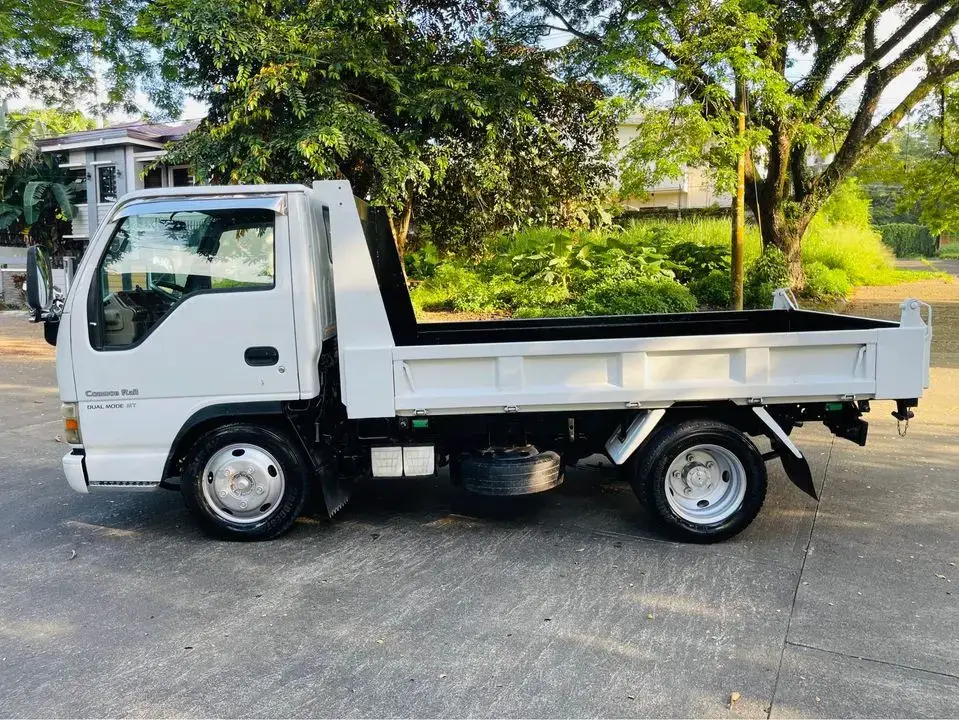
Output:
25 245 53 320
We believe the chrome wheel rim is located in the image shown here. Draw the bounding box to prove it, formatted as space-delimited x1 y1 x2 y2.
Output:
201 444 285 524
664 444 747 525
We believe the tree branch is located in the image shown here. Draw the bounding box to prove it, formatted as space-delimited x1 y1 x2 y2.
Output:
878 4 959 82
810 58 959 213
539 1 602 46
801 0 880 101
816 1 958 117
864 14 877 58
650 39 733 114
796 0 827 46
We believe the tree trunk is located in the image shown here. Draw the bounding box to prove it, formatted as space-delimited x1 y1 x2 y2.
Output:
754 121 809 289
386 195 413 259
761 205 808 289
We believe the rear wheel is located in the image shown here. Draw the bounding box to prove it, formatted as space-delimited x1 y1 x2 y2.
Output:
631 419 766 543
181 423 310 541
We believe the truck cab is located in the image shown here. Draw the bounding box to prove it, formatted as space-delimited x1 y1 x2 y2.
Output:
27 181 931 544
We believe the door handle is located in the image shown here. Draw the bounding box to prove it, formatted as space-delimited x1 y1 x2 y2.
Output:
244 346 279 367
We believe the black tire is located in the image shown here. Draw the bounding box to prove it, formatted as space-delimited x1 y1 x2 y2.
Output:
181 422 311 541
630 419 766 543
457 446 563 496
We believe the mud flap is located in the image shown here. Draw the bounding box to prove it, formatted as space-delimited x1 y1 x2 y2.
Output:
285 411 354 517
312 452 353 517
752 406 819 501
317 469 354 517
775 443 818 500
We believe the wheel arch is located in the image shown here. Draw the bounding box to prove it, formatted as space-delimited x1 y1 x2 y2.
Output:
654 402 768 436
608 402 766 467
161 401 288 487
613 401 816 500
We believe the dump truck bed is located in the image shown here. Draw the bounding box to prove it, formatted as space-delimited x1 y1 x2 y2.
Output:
321 182 930 419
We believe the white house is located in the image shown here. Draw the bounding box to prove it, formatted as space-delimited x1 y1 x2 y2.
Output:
36 120 200 245
615 116 732 212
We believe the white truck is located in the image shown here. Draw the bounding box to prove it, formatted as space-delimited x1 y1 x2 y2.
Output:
25 181 931 543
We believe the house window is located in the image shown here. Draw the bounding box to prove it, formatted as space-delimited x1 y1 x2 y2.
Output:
67 170 87 204
171 167 195 187
143 166 164 189
98 166 118 203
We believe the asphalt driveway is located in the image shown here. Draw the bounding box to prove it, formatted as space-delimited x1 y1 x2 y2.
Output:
0 272 956 718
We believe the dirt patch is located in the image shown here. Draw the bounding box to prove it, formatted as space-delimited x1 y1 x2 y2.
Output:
417 309 508 323
846 277 956 306
0 335 55 360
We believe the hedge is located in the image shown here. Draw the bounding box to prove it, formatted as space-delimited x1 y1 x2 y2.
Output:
879 223 937 258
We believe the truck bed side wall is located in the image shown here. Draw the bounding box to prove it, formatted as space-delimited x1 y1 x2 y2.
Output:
391 329 884 416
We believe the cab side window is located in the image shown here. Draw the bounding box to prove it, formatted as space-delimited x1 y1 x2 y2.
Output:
92 208 275 349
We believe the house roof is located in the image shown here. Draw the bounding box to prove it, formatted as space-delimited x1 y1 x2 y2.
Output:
36 119 200 152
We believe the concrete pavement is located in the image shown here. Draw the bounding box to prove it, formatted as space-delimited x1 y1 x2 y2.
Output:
0 274 956 718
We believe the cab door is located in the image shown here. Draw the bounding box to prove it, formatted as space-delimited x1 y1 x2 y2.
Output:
68 195 300 487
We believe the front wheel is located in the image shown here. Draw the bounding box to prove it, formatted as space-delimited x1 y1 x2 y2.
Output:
630 419 767 543
181 423 311 541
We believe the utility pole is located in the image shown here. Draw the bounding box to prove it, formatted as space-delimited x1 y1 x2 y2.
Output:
731 76 746 311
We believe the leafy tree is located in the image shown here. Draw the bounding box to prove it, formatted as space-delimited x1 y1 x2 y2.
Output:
0 105 83 252
853 130 926 225
12 107 95 138
415 76 620 253
854 81 959 235
896 82 959 236
0 152 78 252
142 0 617 254
0 0 157 113
514 1 959 285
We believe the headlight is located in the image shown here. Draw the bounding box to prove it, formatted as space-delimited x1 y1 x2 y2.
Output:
61 402 82 444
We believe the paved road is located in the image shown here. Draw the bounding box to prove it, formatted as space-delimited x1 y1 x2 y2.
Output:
895 258 959 276
0 279 956 718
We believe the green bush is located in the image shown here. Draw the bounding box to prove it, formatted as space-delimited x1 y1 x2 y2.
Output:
410 264 495 312
622 217 763 265
802 261 851 299
879 224 937 258
744 247 789 309
817 177 873 230
569 247 679 296
802 216 899 286
486 274 570 310
689 270 732 308
666 242 730 283
412 204 925 317
513 304 580 318
404 241 441 280
940 243 959 259
575 278 697 316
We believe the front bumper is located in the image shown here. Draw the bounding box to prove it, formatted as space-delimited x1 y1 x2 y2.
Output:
63 449 89 494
